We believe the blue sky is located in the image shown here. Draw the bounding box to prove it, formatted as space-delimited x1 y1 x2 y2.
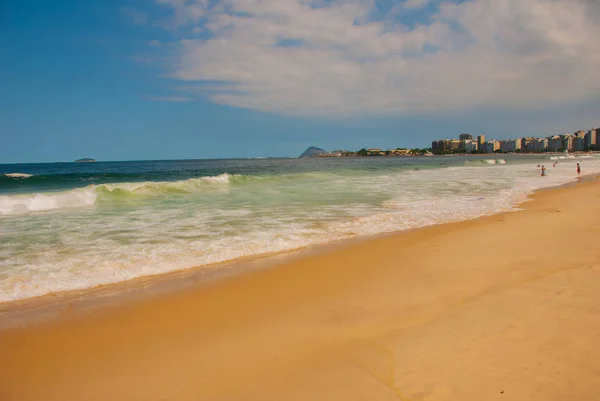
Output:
1 0 599 163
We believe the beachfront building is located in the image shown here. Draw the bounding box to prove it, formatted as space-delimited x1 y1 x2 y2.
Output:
390 149 411 155
521 137 534 152
459 133 473 141
435 140 449 152
463 140 478 152
499 139 522 153
574 136 586 151
585 129 598 149
482 140 498 153
448 139 461 151
477 135 485 150
561 135 573 152
531 138 548 153
547 136 562 152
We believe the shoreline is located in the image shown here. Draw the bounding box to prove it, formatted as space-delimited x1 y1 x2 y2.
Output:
1 172 598 325
1 175 600 400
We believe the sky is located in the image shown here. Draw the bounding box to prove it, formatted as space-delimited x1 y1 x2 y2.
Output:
1 0 600 163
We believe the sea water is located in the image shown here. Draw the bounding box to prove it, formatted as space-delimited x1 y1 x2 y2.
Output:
1 155 599 302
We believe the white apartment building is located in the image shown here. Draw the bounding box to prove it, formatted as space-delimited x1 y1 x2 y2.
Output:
462 140 478 152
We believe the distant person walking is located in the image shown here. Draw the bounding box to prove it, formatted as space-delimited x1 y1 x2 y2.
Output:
577 163 581 175
541 165 547 176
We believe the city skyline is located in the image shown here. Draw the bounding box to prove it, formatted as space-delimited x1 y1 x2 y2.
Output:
431 127 600 154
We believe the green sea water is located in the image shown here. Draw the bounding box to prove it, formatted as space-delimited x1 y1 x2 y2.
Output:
1 155 598 301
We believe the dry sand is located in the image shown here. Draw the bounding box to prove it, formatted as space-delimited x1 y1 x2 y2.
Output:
1 178 600 401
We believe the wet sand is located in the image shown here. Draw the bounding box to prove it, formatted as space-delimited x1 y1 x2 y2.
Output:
1 178 600 401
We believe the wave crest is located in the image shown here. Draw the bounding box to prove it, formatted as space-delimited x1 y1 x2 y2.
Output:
0 187 97 216
98 173 232 195
0 173 232 216
3 173 34 178
466 159 507 165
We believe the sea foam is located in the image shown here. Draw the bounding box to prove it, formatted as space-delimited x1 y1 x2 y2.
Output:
0 173 232 216
2 157 600 302
0 187 98 215
3 173 34 178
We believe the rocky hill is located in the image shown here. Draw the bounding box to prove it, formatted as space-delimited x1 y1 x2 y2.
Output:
299 146 329 158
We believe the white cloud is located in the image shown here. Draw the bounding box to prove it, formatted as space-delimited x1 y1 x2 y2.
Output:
155 0 209 30
402 0 431 10
144 0 600 116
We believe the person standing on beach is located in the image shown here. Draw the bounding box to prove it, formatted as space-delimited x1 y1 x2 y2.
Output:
577 163 581 175
541 165 547 176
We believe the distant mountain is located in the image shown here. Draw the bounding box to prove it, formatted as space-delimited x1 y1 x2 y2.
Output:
299 146 329 158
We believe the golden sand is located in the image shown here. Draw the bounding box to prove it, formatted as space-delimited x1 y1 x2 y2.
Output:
1 178 600 401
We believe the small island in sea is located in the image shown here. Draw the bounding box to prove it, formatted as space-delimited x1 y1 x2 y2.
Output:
75 158 96 163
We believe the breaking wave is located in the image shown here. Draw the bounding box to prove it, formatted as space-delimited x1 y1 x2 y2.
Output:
0 173 233 216
466 159 507 165
3 173 34 178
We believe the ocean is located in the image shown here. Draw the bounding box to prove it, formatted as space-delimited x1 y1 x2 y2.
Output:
1 154 599 302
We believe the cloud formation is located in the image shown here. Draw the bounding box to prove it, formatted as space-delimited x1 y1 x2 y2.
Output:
145 0 600 116
402 0 431 10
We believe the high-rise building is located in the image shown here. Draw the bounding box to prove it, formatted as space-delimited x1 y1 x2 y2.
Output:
531 138 548 153
431 141 438 150
547 136 562 152
585 129 598 150
499 139 522 153
521 137 534 152
560 134 573 152
438 140 448 151
463 140 478 152
459 133 473 141
477 135 485 150
574 136 586 151
483 140 498 153
448 140 461 150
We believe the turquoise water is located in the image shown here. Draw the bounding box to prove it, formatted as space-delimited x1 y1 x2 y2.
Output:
1 155 598 301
